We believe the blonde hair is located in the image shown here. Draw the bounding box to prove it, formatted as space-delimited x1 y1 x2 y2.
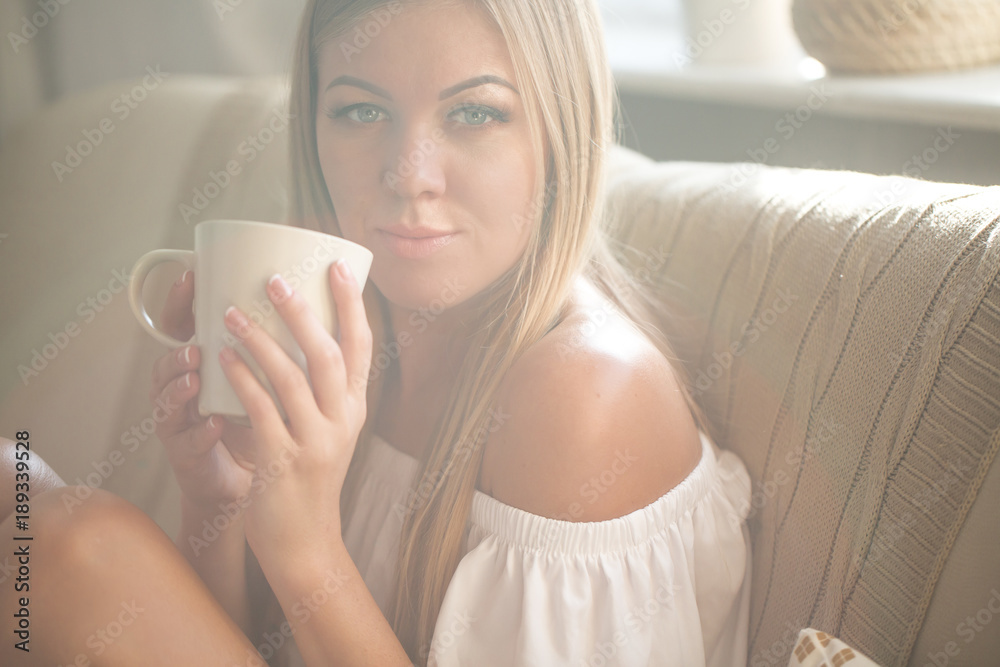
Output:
287 0 711 662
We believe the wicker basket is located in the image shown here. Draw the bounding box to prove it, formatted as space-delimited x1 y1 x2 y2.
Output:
792 0 1000 74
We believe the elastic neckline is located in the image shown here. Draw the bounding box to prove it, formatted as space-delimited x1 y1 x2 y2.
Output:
367 430 729 555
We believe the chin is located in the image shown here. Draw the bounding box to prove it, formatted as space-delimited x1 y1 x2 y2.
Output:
370 266 472 315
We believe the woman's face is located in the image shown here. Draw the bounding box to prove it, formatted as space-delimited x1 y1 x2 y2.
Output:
314 1 539 314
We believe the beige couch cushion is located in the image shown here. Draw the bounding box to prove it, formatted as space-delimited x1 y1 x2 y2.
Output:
0 75 291 534
603 147 1000 667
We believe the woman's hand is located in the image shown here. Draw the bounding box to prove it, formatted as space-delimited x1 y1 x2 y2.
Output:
218 258 372 573
150 271 256 514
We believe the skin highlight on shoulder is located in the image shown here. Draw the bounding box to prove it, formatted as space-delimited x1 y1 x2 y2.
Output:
479 281 704 522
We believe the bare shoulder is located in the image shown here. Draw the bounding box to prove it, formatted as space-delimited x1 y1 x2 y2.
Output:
479 280 703 522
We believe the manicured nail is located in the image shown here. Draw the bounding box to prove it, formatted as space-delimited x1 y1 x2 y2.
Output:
219 346 238 364
268 273 293 302
225 306 249 331
207 415 217 429
176 373 191 389
175 270 191 286
177 346 191 366
337 258 354 283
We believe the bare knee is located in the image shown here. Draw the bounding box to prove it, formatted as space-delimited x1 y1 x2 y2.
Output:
14 486 164 572
0 487 173 663
0 487 147 607
0 436 66 523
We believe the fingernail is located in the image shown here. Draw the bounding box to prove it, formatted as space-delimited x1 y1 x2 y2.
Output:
225 306 249 332
207 415 217 429
219 346 238 364
176 373 191 389
177 346 191 366
336 258 354 283
175 270 191 287
268 273 293 302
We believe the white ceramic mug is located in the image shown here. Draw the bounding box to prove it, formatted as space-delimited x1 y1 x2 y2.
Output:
129 219 373 427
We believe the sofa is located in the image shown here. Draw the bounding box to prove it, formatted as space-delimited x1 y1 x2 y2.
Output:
1 74 997 667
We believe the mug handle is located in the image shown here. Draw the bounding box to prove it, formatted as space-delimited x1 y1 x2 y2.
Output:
128 249 196 348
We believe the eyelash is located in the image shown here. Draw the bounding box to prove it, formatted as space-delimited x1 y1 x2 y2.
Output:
326 102 511 127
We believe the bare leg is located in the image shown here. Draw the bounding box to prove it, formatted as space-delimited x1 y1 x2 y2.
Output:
0 484 264 665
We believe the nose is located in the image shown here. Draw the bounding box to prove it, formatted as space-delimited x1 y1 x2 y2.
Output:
383 124 446 198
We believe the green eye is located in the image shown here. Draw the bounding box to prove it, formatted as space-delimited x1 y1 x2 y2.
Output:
458 108 490 125
346 105 385 123
450 105 508 126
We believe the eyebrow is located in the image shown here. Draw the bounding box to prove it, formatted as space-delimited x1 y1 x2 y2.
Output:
323 74 519 100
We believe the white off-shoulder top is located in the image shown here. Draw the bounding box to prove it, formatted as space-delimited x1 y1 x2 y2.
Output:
284 429 753 667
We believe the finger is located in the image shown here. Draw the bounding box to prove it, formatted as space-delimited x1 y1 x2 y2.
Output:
160 270 196 342
222 305 319 429
217 342 295 451
169 414 226 469
328 259 373 402
153 372 223 462
150 344 200 402
219 419 257 469
153 372 199 440
263 273 344 417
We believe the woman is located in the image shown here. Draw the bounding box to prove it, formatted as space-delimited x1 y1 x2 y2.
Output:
0 0 752 665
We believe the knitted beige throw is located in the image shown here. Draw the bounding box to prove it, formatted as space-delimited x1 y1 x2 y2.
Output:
603 144 1000 667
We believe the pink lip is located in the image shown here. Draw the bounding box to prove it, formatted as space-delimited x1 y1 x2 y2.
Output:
378 223 456 239
377 229 457 259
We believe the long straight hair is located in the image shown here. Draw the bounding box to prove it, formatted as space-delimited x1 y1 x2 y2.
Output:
287 0 711 662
